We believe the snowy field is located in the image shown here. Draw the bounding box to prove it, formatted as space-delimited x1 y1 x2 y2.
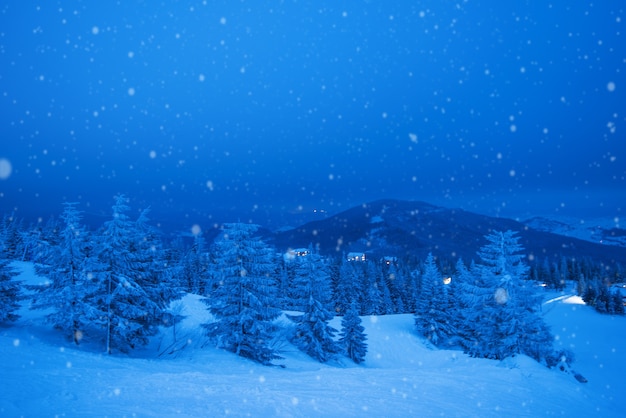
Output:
1 262 624 417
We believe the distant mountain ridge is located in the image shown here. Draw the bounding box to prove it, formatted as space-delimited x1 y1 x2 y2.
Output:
272 199 626 266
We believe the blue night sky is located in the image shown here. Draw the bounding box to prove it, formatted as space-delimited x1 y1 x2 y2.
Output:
1 1 624 231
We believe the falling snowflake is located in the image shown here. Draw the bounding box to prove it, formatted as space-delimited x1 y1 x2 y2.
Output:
0 158 12 180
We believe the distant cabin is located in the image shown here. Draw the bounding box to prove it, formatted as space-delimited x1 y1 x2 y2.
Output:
382 256 397 265
347 252 366 262
285 248 310 260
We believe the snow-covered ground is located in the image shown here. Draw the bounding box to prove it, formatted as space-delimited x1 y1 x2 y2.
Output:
1 262 624 417
524 215 626 247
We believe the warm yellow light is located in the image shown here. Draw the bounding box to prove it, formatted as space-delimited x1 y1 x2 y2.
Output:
443 277 452 285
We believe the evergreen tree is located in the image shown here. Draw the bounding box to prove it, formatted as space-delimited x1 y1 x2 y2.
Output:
539 258 555 288
414 253 455 346
288 249 340 362
379 273 394 315
19 225 44 262
463 231 555 363
558 257 570 290
448 258 472 346
203 223 282 364
97 196 164 354
132 208 183 319
0 258 21 323
0 215 24 260
35 216 62 262
405 269 420 313
334 257 361 316
386 263 407 314
30 202 94 344
339 300 368 364
456 259 499 356
361 261 382 315
276 261 291 310
291 294 340 362
289 246 334 312
611 290 625 315
182 231 209 294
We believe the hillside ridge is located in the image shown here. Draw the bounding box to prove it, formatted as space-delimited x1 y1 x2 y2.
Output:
272 199 626 266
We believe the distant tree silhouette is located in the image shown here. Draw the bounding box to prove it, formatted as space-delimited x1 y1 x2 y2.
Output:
0 258 21 323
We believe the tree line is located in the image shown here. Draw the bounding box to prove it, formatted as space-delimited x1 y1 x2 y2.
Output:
0 197 623 367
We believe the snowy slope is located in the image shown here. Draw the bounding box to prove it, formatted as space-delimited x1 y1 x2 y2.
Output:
525 216 626 248
1 262 624 417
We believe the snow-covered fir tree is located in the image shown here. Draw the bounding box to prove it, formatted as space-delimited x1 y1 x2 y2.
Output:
291 294 340 362
276 261 291 310
34 216 63 263
385 263 407 314
18 223 46 262
30 202 94 344
461 230 556 363
334 257 361 315
288 245 334 312
203 223 282 365
288 249 340 362
378 267 394 315
339 300 367 364
457 256 500 358
96 196 165 354
0 258 21 323
0 215 24 260
447 258 475 346
181 231 210 294
582 276 625 315
414 253 455 346
132 208 183 320
360 261 382 315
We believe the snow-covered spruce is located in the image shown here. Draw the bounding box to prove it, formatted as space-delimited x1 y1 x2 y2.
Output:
339 300 368 363
456 230 556 364
30 202 94 344
288 248 340 362
96 196 181 354
0 257 21 323
202 222 282 365
414 252 455 347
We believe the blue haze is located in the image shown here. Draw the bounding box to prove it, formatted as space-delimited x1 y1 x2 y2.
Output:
1 1 624 231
